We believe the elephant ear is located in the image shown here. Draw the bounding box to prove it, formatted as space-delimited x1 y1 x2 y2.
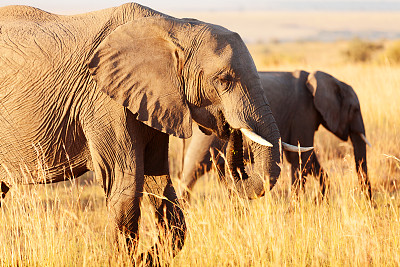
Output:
87 18 192 138
306 71 342 133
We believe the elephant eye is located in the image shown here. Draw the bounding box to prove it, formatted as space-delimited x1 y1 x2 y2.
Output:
216 73 235 92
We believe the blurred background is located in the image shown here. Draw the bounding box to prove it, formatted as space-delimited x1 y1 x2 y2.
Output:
2 1 400 68
1 1 400 43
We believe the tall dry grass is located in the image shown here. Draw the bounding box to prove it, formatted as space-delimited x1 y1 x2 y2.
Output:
1 41 400 266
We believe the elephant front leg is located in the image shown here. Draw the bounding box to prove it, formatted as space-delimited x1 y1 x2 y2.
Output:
289 151 323 199
309 156 329 199
106 170 144 255
291 153 329 201
286 151 307 198
142 175 186 266
181 144 213 202
180 131 223 201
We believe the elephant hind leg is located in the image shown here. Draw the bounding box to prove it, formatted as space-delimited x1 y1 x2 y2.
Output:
0 181 10 207
142 175 186 266
318 171 329 199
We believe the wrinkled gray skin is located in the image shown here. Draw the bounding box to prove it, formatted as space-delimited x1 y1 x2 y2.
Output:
0 3 281 263
179 70 370 201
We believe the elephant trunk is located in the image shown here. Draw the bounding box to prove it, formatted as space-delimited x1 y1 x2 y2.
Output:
350 132 371 199
224 105 281 199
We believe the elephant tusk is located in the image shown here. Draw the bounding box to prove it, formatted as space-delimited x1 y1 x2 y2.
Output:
281 142 314 152
359 133 372 147
240 128 273 147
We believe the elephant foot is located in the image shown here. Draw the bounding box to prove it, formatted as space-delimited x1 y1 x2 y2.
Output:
138 243 172 267
138 248 162 267
143 175 186 265
137 222 186 266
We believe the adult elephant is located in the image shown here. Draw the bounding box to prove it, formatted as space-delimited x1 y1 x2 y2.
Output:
179 70 371 201
0 3 286 264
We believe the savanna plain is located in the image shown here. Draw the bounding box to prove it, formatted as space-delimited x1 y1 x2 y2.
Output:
1 11 400 267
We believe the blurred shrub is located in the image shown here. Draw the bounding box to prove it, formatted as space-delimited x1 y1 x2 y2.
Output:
384 40 400 64
343 38 383 63
262 52 304 66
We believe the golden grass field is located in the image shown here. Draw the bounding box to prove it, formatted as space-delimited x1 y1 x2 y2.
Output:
1 14 400 266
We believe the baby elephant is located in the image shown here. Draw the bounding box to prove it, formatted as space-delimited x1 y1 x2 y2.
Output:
179 70 371 200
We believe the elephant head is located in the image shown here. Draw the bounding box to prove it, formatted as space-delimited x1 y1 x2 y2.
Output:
306 71 371 197
87 16 281 199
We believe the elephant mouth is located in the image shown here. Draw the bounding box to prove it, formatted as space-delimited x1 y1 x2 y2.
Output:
216 111 255 182
226 129 249 181
225 128 268 199
216 110 231 140
215 112 253 193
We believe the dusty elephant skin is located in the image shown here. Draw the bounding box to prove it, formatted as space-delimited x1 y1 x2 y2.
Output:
179 70 371 201
0 2 282 264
